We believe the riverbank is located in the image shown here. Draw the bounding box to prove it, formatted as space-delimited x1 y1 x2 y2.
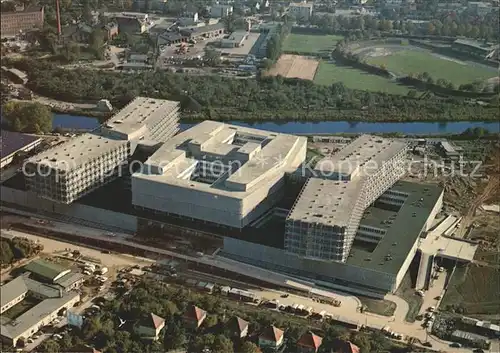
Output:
52 112 500 136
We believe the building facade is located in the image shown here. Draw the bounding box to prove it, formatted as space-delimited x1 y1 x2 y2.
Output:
288 2 313 21
210 4 233 18
1 6 44 37
132 121 307 229
285 135 408 262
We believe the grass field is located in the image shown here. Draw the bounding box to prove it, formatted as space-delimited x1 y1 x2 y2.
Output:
441 264 500 316
359 297 397 317
283 33 344 54
395 268 422 323
314 61 409 95
365 49 496 85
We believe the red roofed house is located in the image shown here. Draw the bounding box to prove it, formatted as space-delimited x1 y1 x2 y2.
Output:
183 305 207 329
134 313 165 340
297 331 323 353
333 340 360 353
258 325 284 350
229 316 249 338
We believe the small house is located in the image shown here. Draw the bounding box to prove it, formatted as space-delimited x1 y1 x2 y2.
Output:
183 305 207 329
134 313 165 340
297 331 322 353
229 316 249 338
258 325 284 350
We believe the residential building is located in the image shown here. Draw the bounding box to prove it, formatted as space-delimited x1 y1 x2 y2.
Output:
0 6 44 37
24 97 179 204
131 121 307 229
288 2 313 21
62 23 93 43
134 313 165 340
332 340 360 353
0 130 42 169
258 325 284 350
183 305 207 329
116 16 146 34
0 275 80 347
210 4 234 18
229 316 249 338
297 331 323 353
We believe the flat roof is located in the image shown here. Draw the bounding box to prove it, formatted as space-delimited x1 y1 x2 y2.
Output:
103 97 178 139
1 290 79 340
314 134 407 178
25 132 127 172
1 130 41 160
346 181 443 274
180 22 225 35
0 276 28 309
134 120 306 198
223 30 247 43
290 2 313 8
289 135 407 226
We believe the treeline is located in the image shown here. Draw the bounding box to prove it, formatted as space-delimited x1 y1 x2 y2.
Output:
0 237 43 266
38 279 404 353
309 10 498 41
266 21 293 62
5 58 499 123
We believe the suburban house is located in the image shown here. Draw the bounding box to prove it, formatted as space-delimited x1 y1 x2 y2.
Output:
134 313 165 340
332 340 360 353
229 316 249 338
297 331 323 353
183 305 207 329
258 325 284 350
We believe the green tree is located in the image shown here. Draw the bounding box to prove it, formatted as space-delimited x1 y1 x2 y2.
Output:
63 41 81 62
212 335 234 353
3 101 52 133
407 90 417 98
240 341 260 353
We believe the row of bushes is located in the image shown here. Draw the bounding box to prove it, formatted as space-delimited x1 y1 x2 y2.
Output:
399 77 498 98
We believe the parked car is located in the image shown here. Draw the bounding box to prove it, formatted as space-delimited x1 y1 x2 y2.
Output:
450 342 462 348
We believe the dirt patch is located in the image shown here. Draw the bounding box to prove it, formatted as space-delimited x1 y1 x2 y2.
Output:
365 47 393 57
266 54 319 80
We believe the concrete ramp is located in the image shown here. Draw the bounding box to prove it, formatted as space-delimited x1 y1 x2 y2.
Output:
416 251 433 290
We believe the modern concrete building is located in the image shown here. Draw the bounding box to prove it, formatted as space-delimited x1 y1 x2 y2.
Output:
132 120 307 228
285 135 408 262
220 30 248 48
24 97 179 204
0 275 80 347
223 180 444 295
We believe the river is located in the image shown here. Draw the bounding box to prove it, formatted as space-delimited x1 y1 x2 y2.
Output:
53 114 500 135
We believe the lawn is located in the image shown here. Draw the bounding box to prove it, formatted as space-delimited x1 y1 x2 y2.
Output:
314 61 409 95
395 269 422 323
366 49 496 85
283 33 344 54
441 264 500 316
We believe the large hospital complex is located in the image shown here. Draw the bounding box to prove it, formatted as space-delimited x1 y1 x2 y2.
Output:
7 97 476 296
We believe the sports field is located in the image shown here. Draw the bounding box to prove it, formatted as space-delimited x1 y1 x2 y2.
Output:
283 33 344 54
314 61 409 95
365 49 496 85
266 54 319 80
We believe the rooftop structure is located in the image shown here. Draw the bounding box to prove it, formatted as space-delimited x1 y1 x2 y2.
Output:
0 130 42 169
132 120 307 228
24 259 71 283
102 97 179 141
24 97 179 204
0 275 80 346
286 135 407 262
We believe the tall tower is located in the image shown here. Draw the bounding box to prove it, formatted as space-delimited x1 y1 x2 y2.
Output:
56 0 62 36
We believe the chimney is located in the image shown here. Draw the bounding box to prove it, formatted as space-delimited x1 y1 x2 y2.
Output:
56 0 62 36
